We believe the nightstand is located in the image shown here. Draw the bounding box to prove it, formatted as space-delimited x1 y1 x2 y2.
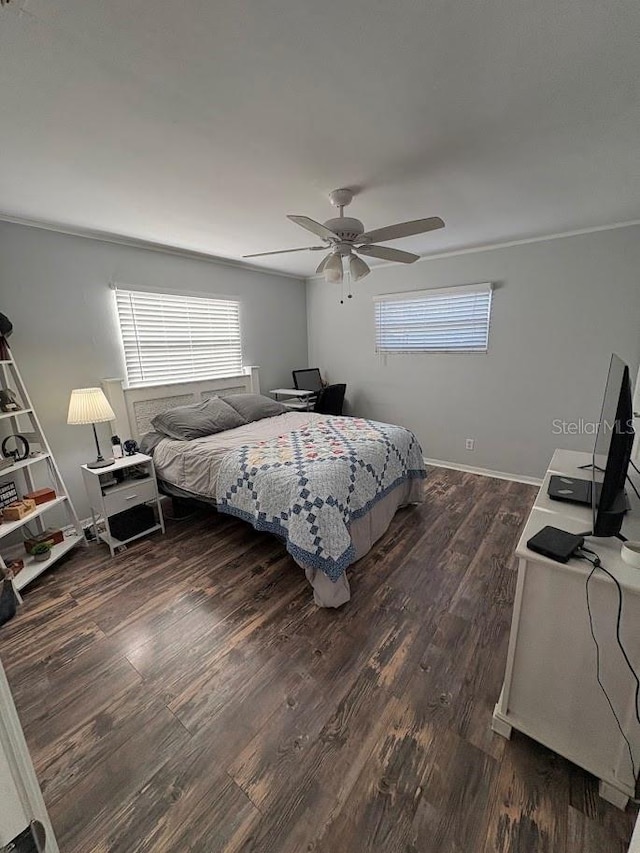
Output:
81 453 165 556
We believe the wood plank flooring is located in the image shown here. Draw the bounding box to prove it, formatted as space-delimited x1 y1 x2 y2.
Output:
0 468 636 852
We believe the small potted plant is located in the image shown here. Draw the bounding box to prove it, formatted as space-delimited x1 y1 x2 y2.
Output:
31 542 51 562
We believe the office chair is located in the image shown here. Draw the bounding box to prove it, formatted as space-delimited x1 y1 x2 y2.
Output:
314 383 346 416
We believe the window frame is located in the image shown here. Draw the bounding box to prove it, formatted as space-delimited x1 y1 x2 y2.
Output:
373 282 493 355
113 285 244 388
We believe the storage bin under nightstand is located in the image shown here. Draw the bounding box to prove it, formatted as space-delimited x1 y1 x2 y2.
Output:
81 453 165 556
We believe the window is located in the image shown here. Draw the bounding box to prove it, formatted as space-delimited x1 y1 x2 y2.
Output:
374 282 493 354
114 287 243 387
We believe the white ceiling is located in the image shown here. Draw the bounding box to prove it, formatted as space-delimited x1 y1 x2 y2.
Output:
1 0 639 277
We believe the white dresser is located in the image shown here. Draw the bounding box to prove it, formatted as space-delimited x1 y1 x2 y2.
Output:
492 448 640 809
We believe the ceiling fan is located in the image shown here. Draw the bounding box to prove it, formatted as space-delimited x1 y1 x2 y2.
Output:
244 188 445 285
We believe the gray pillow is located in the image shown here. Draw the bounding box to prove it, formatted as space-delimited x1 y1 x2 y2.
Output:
223 393 287 423
150 397 247 440
139 430 167 455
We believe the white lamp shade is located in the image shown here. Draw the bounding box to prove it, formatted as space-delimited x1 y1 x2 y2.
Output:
349 255 370 281
324 252 343 283
67 387 115 425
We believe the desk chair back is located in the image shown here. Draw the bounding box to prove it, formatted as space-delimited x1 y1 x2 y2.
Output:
314 383 346 416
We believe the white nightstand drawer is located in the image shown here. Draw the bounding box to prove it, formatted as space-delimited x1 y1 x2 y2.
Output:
103 479 157 516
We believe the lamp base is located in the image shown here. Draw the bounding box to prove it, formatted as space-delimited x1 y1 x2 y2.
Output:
86 458 114 469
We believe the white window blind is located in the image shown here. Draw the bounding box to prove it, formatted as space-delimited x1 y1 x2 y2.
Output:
374 283 493 354
114 288 243 387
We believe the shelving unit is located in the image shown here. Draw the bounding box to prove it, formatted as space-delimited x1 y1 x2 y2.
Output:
0 344 84 591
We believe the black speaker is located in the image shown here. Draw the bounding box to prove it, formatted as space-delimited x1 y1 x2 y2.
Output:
108 505 155 542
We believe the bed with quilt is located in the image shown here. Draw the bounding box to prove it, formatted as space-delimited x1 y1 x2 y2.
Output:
141 393 426 607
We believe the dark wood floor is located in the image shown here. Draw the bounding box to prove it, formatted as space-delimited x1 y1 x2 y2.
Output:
0 468 636 852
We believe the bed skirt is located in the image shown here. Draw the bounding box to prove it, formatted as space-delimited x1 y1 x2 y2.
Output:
159 476 424 608
303 475 424 607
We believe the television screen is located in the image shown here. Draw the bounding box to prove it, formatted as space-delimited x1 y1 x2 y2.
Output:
591 354 634 536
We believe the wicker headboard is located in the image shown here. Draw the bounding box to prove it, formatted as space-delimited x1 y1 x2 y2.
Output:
102 366 260 443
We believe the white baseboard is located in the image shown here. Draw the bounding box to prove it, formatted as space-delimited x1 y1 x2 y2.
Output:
424 457 542 487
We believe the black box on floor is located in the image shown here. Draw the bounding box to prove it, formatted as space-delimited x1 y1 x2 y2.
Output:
108 504 155 542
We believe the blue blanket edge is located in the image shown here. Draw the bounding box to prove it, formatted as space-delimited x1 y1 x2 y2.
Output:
216 467 427 582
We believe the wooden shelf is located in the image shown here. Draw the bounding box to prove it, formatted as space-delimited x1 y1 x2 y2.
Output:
0 453 51 479
0 496 67 540
0 409 32 421
14 534 82 591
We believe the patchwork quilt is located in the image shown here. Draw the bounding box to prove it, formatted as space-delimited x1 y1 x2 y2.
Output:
216 417 426 581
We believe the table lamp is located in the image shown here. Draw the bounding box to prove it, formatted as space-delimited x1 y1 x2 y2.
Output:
67 387 116 468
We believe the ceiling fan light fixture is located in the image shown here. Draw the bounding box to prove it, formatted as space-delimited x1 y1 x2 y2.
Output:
349 255 370 281
245 189 444 279
323 252 343 283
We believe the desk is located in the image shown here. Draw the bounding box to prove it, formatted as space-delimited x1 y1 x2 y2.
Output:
492 449 640 809
270 388 315 411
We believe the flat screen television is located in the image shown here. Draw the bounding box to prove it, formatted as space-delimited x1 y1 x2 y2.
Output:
547 353 635 538
591 353 635 537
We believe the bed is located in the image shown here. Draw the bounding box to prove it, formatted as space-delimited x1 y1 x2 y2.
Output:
102 370 426 607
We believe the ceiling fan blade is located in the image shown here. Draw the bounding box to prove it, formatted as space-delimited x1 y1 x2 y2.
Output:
287 215 338 241
359 216 445 244
316 253 332 274
357 245 420 264
243 245 325 258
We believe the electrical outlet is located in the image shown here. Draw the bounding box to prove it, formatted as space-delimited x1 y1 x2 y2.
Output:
465 438 475 451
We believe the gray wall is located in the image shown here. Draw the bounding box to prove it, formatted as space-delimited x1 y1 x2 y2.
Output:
0 221 307 517
307 226 640 480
